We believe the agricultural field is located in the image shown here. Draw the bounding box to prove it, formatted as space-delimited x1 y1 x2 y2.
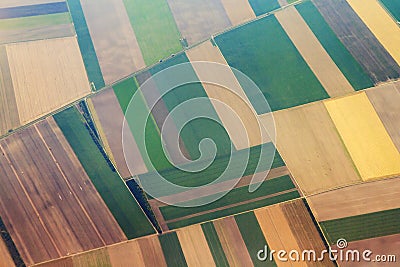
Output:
53 107 155 239
219 0 255 26
215 14 329 113
296 1 374 90
122 0 182 65
312 0 400 83
260 102 361 195
248 0 280 16
324 92 400 181
0 117 127 265
0 37 91 136
0 238 14 267
0 1 74 44
275 5 354 97
166 0 232 45
79 0 145 85
380 0 400 21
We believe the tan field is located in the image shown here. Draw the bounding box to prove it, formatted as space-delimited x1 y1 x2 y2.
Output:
6 37 90 126
333 234 400 267
90 88 147 178
346 0 400 66
213 217 253 266
219 0 255 26
186 40 270 150
0 45 19 136
176 225 215 266
0 0 61 8
260 102 360 195
324 92 400 181
255 200 334 266
366 82 400 152
166 0 232 45
0 118 126 265
72 249 111 267
308 177 400 221
275 6 354 97
80 0 145 84
0 238 14 267
278 0 288 6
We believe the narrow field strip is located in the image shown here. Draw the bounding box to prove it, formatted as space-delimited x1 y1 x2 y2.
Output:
275 5 354 97
0 2 68 19
380 0 400 21
220 0 255 26
324 92 400 181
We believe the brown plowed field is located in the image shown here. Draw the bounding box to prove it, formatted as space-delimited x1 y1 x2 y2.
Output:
0 119 126 265
0 238 14 267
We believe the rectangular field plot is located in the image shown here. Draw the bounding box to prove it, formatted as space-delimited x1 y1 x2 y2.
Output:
260 102 361 195
215 15 328 113
219 0 255 26
320 208 400 244
122 0 182 65
324 92 400 181
308 177 400 222
2 37 91 132
313 0 400 83
296 1 374 90
380 0 400 21
0 117 127 265
54 107 155 240
166 0 232 45
0 1 74 44
248 0 280 16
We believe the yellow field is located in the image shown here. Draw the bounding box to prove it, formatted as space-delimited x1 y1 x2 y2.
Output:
220 0 255 26
6 37 90 125
176 224 215 266
346 0 400 65
324 92 400 181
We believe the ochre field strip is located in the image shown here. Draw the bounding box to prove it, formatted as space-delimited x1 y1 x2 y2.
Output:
219 0 255 26
90 88 148 178
186 40 270 149
260 102 360 195
6 37 90 125
324 92 400 181
275 6 354 97
366 82 400 152
80 0 145 84
346 0 400 66
213 217 253 266
0 45 19 136
176 224 215 266
0 237 15 267
308 177 400 221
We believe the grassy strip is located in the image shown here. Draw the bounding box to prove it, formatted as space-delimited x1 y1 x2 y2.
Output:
159 232 188 267
215 15 328 113
296 1 373 90
235 212 276 266
0 12 71 30
140 143 284 196
248 0 280 16
122 0 181 65
66 0 104 89
113 77 172 171
320 208 400 244
201 222 229 267
54 107 154 239
161 175 295 220
380 0 400 21
166 191 300 229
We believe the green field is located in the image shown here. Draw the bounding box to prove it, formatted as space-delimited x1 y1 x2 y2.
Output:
380 0 400 21
53 107 155 239
215 15 328 113
320 208 400 244
0 12 71 30
148 53 232 160
67 0 104 90
248 0 280 16
137 142 284 195
167 191 300 229
122 0 182 65
235 212 276 266
113 77 172 171
159 232 188 267
201 222 230 267
296 1 374 90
